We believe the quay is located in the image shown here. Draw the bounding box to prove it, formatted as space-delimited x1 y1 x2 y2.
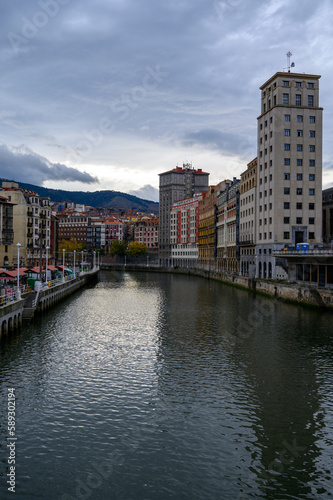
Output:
100 263 333 310
0 268 99 337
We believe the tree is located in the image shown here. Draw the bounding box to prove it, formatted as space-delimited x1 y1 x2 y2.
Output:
58 238 84 253
126 241 147 257
109 240 128 256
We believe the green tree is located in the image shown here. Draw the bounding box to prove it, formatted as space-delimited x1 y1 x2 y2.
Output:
109 240 128 256
58 238 84 253
126 241 147 257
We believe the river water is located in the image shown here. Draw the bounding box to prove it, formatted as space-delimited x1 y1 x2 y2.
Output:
0 270 333 500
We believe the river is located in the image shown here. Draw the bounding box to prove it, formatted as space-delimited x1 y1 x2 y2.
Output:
0 270 333 499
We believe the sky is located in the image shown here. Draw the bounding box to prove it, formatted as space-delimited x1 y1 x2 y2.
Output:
1 0 333 202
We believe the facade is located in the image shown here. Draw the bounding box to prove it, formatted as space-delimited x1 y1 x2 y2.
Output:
104 218 124 251
159 163 209 266
58 215 89 248
134 216 159 251
0 197 15 267
170 194 200 267
256 72 323 279
216 179 240 274
322 187 333 244
239 158 257 277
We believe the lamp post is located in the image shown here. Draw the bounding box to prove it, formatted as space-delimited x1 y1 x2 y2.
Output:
16 243 21 299
62 248 65 282
74 250 76 279
93 250 96 270
81 250 84 274
45 246 49 284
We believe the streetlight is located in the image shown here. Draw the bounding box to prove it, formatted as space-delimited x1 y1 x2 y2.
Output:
62 248 65 282
81 250 84 274
45 246 49 285
93 250 96 270
16 243 21 299
74 250 76 279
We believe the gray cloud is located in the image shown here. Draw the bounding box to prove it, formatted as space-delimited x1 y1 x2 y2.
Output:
183 129 253 156
0 144 98 185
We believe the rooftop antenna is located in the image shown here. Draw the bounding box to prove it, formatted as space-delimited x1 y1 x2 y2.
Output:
285 51 295 72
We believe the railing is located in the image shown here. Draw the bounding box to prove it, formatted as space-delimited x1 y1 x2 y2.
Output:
273 249 333 256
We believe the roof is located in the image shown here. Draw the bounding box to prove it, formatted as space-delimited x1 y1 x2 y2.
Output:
260 71 321 90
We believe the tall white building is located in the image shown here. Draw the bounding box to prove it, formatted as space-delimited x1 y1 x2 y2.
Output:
256 71 323 279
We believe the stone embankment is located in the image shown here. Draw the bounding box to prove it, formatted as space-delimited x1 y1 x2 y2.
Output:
100 264 333 310
0 270 99 337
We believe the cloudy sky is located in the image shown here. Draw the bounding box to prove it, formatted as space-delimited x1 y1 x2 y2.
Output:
1 0 333 201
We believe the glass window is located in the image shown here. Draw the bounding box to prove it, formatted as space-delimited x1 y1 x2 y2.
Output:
296 217 303 224
283 93 289 105
297 144 303 151
309 159 315 166
308 95 314 107
284 217 290 224
309 130 315 137
284 144 290 151
295 82 302 87
284 114 290 121
297 188 302 195
284 158 290 165
284 187 290 195
309 145 315 152
309 188 315 195
297 159 303 166
309 116 315 123
297 130 303 137
284 202 290 209
284 173 290 180
309 217 315 224
309 174 315 181
297 115 303 122
284 232 290 239
284 129 290 136
283 81 290 87
297 173 303 180
296 202 302 209
308 82 314 88
309 232 315 239
295 94 302 106
309 203 315 210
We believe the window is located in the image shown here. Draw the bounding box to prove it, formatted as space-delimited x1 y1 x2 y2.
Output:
309 217 315 224
285 114 290 121
296 217 303 224
297 188 303 195
309 174 315 181
284 144 290 151
284 173 290 180
297 130 303 137
284 187 290 195
309 203 315 210
297 144 303 151
284 129 290 136
297 173 303 180
309 232 315 239
308 95 314 107
297 115 303 122
283 81 290 87
296 94 302 106
284 217 290 224
295 82 302 87
283 93 289 105
308 82 314 88
309 116 315 123
284 232 290 239
309 145 315 152
297 159 303 166
309 188 315 195
284 158 290 165
309 130 315 137
309 159 315 167
296 202 302 209
284 202 289 209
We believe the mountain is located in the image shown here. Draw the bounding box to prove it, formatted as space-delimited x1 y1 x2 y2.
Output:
1 179 159 213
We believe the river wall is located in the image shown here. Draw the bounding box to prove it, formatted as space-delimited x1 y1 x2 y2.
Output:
0 270 99 337
100 264 333 310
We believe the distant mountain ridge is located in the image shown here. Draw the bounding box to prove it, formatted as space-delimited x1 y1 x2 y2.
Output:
0 179 159 213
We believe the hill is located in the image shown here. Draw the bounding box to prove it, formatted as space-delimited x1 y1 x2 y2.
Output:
0 180 159 213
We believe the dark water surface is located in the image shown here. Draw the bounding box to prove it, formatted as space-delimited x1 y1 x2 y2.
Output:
1 271 333 499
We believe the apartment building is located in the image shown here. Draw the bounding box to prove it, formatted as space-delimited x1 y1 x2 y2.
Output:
256 71 323 279
216 179 240 273
322 187 333 244
239 158 257 277
57 215 90 248
170 194 201 267
0 197 14 267
134 216 159 251
159 163 209 266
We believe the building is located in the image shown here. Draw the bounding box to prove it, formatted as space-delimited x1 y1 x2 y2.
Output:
57 214 90 249
134 216 159 251
239 158 257 277
256 71 323 279
170 194 201 267
159 163 209 266
0 197 15 267
216 179 240 274
322 187 333 245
